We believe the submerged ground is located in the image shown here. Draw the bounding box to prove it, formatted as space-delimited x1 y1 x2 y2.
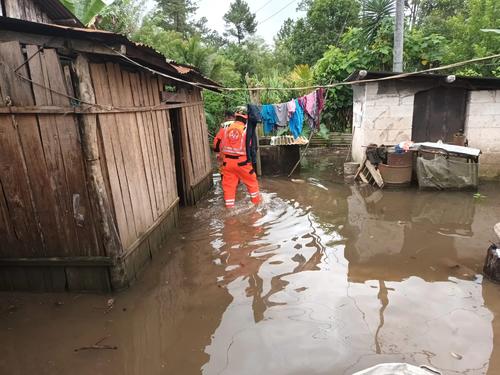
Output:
1 150 500 375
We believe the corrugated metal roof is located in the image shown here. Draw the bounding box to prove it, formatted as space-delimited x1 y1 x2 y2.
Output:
36 0 84 27
0 16 222 91
347 70 500 90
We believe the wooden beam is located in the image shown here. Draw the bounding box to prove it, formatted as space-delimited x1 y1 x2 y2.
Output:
0 101 205 114
0 30 125 57
73 54 128 288
124 197 179 255
0 256 113 267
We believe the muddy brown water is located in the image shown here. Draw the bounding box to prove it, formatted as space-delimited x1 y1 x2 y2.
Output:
1 151 500 375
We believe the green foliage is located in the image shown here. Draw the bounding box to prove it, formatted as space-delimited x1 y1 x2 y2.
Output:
154 0 198 36
289 65 314 97
314 46 363 131
361 0 395 40
60 0 108 26
96 0 144 36
223 0 257 44
275 0 361 66
91 0 500 138
404 29 446 69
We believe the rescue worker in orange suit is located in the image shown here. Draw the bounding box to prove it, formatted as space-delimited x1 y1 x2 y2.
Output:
213 107 261 208
216 111 235 182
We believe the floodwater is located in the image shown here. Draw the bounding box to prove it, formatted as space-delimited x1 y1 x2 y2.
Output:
1 150 500 375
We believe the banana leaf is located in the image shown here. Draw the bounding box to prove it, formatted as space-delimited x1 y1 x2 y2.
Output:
60 0 110 26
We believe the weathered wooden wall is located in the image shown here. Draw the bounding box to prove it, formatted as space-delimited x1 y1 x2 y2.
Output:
0 41 102 258
178 88 213 202
88 63 182 250
0 38 214 290
2 0 52 23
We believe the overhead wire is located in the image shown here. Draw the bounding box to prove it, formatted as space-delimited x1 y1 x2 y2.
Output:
259 0 299 25
2 42 499 113
255 0 274 14
104 44 500 93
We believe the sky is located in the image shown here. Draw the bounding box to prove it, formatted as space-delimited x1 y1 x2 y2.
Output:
145 0 306 46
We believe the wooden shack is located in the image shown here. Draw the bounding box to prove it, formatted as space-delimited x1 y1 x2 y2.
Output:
0 9 218 291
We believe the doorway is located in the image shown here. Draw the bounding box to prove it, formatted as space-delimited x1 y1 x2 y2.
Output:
412 86 468 143
170 108 187 205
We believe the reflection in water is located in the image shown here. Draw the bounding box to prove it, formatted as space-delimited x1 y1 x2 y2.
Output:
375 280 389 355
1 151 500 375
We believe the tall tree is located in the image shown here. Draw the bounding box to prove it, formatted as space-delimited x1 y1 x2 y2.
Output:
223 0 257 44
155 0 198 35
275 0 361 66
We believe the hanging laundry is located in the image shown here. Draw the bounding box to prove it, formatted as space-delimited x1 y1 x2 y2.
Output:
246 104 261 164
247 104 262 123
301 89 326 131
288 98 304 139
287 98 296 115
261 104 278 134
297 95 306 111
273 103 288 127
317 88 326 114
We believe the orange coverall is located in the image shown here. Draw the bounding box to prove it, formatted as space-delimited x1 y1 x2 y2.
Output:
213 120 261 208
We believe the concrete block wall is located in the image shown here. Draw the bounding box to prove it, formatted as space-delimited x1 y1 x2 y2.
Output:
465 90 500 178
352 82 415 163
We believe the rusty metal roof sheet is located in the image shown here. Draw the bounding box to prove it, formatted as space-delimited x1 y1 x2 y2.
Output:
0 16 222 91
35 0 84 27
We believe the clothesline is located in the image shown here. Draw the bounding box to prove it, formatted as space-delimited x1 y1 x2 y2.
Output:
3 41 498 115
250 88 326 138
105 45 500 92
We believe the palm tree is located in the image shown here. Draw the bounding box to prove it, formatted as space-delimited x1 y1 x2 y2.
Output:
362 0 395 40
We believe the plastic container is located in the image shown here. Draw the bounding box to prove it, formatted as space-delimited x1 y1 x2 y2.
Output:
379 163 412 186
387 151 413 167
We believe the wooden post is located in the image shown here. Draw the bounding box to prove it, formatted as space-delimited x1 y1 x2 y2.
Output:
74 55 128 289
246 75 262 176
483 223 500 282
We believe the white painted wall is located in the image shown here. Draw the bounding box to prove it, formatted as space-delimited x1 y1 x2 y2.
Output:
351 82 415 163
465 90 500 178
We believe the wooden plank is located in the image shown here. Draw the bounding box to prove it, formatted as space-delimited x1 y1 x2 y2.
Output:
139 72 163 215
0 179 15 255
117 68 154 235
364 160 384 188
0 257 113 266
41 48 101 256
139 71 164 215
188 106 202 181
0 114 40 257
129 72 158 221
180 107 196 187
146 74 170 210
197 104 212 177
66 266 112 292
101 63 139 246
90 62 136 248
162 110 178 204
0 41 58 256
155 77 177 205
26 45 78 256
74 55 126 287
